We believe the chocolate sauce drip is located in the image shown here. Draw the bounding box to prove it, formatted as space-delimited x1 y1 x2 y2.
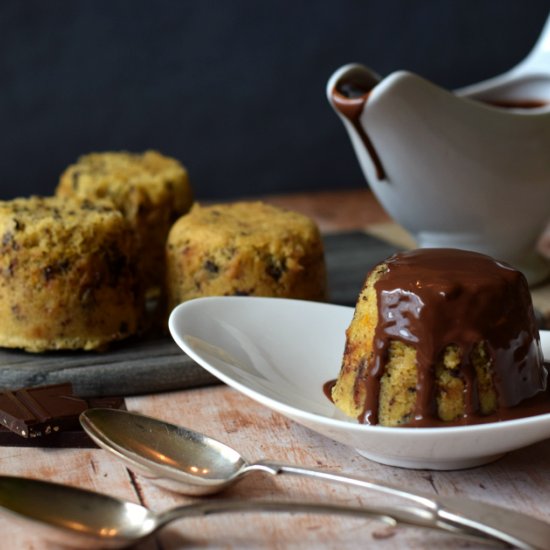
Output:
361 249 547 426
482 98 548 109
331 70 549 184
331 78 386 181
323 379 336 403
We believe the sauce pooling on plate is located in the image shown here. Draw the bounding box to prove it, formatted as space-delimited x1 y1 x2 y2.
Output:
332 248 548 427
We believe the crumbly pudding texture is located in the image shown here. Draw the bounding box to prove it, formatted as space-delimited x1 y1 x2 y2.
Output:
165 201 327 310
0 196 142 352
56 150 193 298
332 248 547 427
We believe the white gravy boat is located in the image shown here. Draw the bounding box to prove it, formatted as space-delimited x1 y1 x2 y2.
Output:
327 15 550 285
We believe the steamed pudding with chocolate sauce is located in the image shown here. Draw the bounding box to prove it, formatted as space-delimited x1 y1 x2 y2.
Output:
332 248 547 427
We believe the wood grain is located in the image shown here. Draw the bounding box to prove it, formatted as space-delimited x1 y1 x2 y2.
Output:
3 384 549 549
0 446 157 549
262 188 391 233
123 387 550 549
0 189 548 549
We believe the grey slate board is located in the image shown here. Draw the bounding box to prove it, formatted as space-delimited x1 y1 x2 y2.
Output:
0 337 217 397
323 231 399 306
0 232 399 397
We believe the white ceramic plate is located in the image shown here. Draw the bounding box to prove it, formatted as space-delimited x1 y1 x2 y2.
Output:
169 296 550 470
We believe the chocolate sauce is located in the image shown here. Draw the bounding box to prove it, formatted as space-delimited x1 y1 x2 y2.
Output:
323 379 336 403
331 78 386 180
331 71 548 184
358 249 547 426
407 386 550 427
482 98 548 110
324 378 550 425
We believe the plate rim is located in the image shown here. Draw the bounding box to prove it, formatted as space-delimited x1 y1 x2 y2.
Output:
169 296 550 437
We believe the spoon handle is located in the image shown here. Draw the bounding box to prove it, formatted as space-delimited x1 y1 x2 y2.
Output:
247 461 545 549
156 498 391 528
154 498 473 540
248 461 434 507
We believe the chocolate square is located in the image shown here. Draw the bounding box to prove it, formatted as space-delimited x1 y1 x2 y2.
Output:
0 383 124 447
0 383 87 438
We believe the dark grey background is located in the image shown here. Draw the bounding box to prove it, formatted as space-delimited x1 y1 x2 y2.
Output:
1 0 549 201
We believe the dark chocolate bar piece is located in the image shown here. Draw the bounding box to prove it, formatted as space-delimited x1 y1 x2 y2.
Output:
0 383 88 438
0 396 125 448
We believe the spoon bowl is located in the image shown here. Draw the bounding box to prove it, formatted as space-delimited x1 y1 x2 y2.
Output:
81 407 247 495
0 475 453 548
0 476 155 548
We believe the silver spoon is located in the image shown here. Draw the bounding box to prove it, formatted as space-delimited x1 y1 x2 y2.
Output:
0 475 464 548
80 408 550 549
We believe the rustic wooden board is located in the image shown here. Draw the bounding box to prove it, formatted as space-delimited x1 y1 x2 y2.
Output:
125 386 550 549
0 445 157 550
0 232 397 397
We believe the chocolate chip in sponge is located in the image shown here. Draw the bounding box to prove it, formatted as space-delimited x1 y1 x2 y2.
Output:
0 196 142 352
165 201 327 310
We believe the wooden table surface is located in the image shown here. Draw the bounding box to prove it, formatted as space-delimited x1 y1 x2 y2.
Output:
1 189 549 549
